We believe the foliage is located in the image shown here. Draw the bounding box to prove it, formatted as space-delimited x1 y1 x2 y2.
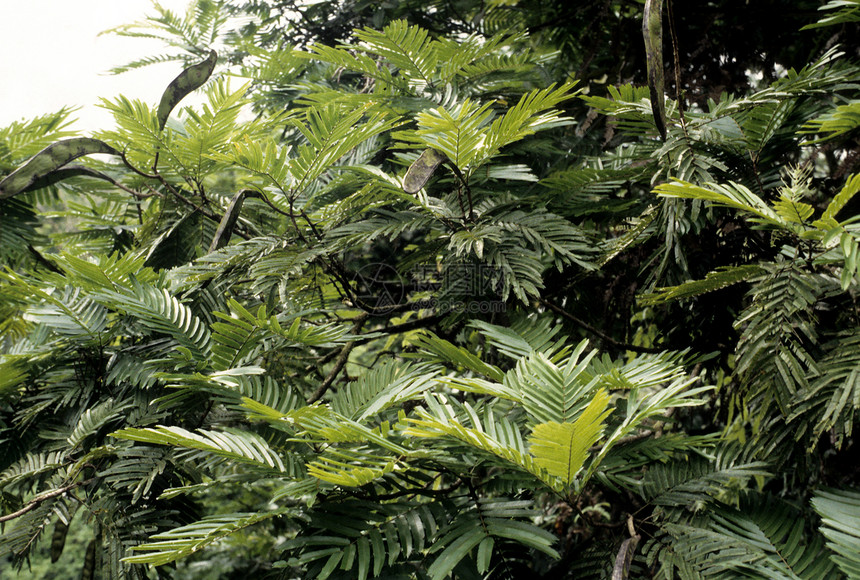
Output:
1 0 860 579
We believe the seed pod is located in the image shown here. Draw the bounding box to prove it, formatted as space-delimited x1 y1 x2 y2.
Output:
20 165 118 194
402 148 448 194
643 0 667 140
209 190 261 252
0 138 119 199
157 50 218 131
50 519 69 563
81 538 96 580
611 535 640 580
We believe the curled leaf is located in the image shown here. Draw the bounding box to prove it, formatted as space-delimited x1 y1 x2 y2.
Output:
0 138 119 199
157 50 218 131
402 148 448 194
643 0 667 140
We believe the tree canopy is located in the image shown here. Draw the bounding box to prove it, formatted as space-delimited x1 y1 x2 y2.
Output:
1 0 859 578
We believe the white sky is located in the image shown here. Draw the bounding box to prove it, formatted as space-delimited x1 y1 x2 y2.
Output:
0 1 201 133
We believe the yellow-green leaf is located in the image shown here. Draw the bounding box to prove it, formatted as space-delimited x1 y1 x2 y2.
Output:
528 390 612 485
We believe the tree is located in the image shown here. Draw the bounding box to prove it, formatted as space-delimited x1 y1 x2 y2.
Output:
1 1 859 578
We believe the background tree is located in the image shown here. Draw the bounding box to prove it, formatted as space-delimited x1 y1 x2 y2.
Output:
1 0 859 578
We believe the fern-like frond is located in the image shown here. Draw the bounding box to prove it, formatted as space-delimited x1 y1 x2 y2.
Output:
408 331 505 381
734 266 821 414
176 79 250 181
470 317 569 361
111 425 286 472
655 179 781 227
506 346 598 425
802 0 860 29
791 330 860 448
288 104 402 194
283 500 450 580
800 100 860 143
640 451 770 510
812 487 860 578
402 394 552 485
664 494 836 579
353 21 438 89
124 510 290 566
97 446 174 505
330 360 438 421
426 497 558 580
94 277 211 362
640 265 765 305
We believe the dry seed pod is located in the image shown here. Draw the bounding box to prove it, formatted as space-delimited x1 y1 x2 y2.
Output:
0 138 119 199
402 148 448 194
81 538 96 580
643 0 667 140
157 49 218 131
209 190 261 252
50 519 69 563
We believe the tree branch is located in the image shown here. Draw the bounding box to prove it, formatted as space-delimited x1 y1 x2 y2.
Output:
0 479 92 523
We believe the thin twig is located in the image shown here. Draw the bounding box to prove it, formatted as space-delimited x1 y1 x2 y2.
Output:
539 298 663 354
307 314 369 403
589 431 654 453
446 162 475 221
27 244 62 274
119 149 159 180
667 0 689 137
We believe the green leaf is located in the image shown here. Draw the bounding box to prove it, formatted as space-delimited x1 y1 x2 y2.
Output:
476 536 494 574
528 389 612 485
111 425 286 472
812 487 860 578
124 511 289 566
802 0 860 29
427 529 486 580
800 100 860 142
655 179 781 225
640 265 766 305
821 173 860 223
